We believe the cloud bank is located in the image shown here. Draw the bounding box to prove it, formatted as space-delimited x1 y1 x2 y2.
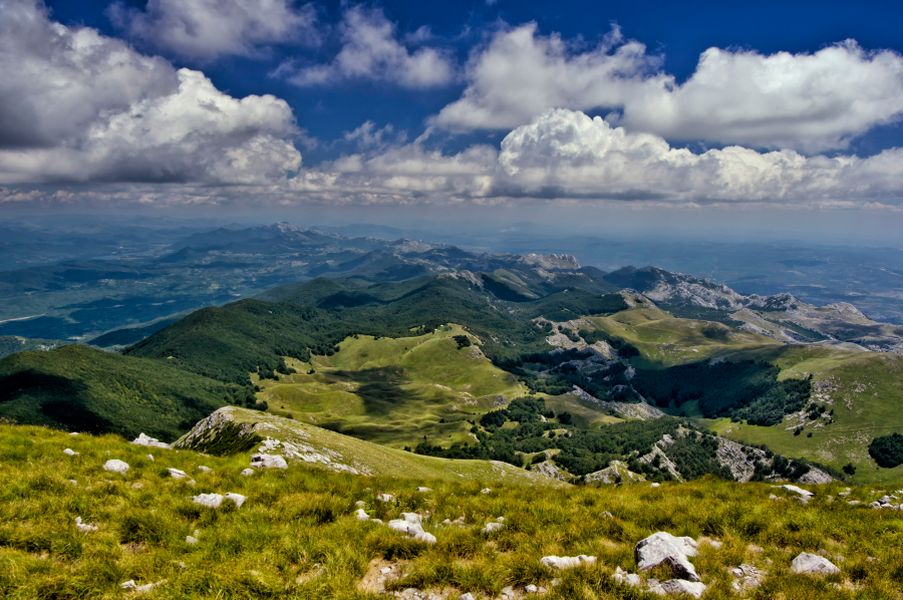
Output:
434 24 903 152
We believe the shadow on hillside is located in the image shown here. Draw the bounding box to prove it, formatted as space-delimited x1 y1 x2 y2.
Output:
0 370 114 433
325 366 418 415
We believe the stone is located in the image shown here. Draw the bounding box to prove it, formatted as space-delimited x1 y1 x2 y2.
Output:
480 487 492 494
197 465 212 473
613 566 641 587
417 486 432 493
540 555 596 569
132 433 170 449
377 493 395 502
146 454 154 462
63 448 79 456
790 553 840 575
166 467 189 479
635 532 700 582
482 521 504 534
192 493 224 508
647 579 707 598
355 508 370 521
250 453 288 469
75 516 98 533
780 484 814 502
224 492 246 508
731 564 764 591
388 517 436 544
240 468 255 477
103 459 129 474
460 594 476 600
185 535 198 545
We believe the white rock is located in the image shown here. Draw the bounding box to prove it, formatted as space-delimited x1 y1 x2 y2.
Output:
355 509 370 521
225 492 246 508
387 518 436 544
401 512 422 525
377 493 396 502
185 535 198 545
647 579 707 598
146 454 154 462
482 521 504 534
650 482 661 488
635 532 700 582
480 488 492 494
540 555 597 569
500 586 515 599
459 594 476 600
103 459 130 474
193 493 224 508
167 468 189 479
780 484 814 501
790 552 840 575
417 486 432 493
613 566 641 587
731 563 764 591
525 583 540 593
63 448 79 456
240 468 255 477
250 453 288 469
197 465 212 473
120 579 164 593
132 433 170 449
75 517 98 533
355 500 366 508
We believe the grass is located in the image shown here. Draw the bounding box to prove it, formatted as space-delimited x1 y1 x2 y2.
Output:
0 345 232 442
2 424 903 599
583 308 779 368
257 325 530 448
708 346 903 483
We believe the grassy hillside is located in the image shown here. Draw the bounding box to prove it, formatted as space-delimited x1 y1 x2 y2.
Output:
258 324 529 448
709 346 903 483
177 406 556 485
0 345 234 441
2 424 902 599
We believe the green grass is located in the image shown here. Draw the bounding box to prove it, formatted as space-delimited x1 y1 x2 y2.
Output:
708 346 903 483
258 325 529 448
0 345 233 442
2 424 903 599
583 307 779 368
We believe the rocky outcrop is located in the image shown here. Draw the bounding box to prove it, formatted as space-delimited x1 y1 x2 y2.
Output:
584 460 645 485
635 532 700 582
790 553 840 575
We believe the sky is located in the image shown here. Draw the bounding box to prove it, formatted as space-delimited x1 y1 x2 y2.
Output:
2 0 903 243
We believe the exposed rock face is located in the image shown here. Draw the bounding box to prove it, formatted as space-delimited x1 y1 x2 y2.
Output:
790 553 840 575
584 460 645 485
571 386 665 420
635 532 700 582
532 460 569 481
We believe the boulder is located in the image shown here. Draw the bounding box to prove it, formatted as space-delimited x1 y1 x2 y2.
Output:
730 564 764 591
540 555 596 569
635 532 700 582
225 492 246 508
482 521 504 534
780 484 813 502
132 433 170 449
240 468 255 477
63 448 79 456
197 465 212 473
250 453 288 469
388 514 436 544
166 468 189 479
790 553 840 575
103 459 130 474
613 566 641 588
192 493 244 509
355 509 370 521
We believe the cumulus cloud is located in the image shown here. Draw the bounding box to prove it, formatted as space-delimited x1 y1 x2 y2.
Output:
434 24 903 152
108 0 319 61
495 109 903 204
285 6 454 88
0 1 301 185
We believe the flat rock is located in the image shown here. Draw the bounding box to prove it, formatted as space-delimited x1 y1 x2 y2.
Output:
540 555 596 569
63 448 79 456
791 552 840 575
731 563 764 591
132 433 170 449
635 532 700 582
166 467 189 479
250 453 288 469
647 579 707 598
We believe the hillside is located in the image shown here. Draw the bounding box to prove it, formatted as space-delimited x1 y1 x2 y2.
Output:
2 423 901 599
0 345 237 441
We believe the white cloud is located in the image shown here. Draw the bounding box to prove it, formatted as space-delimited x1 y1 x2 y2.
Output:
434 24 903 152
108 0 319 61
286 6 454 88
0 1 301 185
495 108 903 204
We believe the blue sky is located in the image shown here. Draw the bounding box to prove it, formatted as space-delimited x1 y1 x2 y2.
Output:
2 0 903 238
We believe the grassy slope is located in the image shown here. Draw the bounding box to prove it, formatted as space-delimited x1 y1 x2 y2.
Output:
2 424 902 599
0 345 230 442
583 307 780 368
587 308 903 482
180 406 557 485
258 324 529 448
709 346 903 483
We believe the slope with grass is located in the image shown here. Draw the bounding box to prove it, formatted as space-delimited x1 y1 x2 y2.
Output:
2 423 902 599
257 324 529 448
0 345 235 441
176 406 557 485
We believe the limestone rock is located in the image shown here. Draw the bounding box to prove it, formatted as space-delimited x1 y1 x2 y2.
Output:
540 555 596 569
132 433 170 449
790 553 840 575
103 459 130 474
250 453 288 469
635 532 700 582
647 579 707 598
